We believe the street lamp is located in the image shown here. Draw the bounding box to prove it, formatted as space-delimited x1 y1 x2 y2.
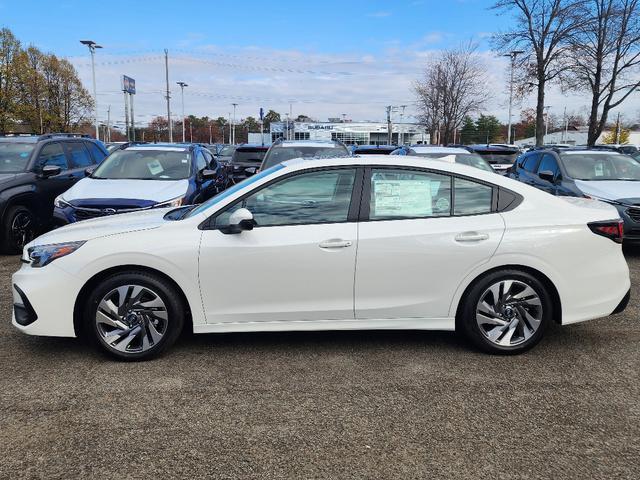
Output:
176 82 188 142
544 105 551 142
231 103 238 145
503 50 523 144
80 40 102 140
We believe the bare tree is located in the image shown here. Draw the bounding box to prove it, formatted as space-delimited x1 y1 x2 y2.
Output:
568 0 640 145
493 0 585 146
414 44 490 145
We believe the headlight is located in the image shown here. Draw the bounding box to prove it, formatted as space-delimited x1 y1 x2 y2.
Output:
154 197 185 208
54 195 71 208
27 241 86 268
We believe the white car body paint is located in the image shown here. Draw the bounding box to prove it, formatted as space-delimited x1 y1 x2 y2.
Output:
12 156 630 339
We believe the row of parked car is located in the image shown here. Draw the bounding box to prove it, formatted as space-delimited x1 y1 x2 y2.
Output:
2 132 640 254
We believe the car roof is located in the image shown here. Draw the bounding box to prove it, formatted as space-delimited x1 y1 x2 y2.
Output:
0 133 94 143
409 146 471 154
467 144 520 153
236 144 268 150
274 140 344 148
126 144 190 152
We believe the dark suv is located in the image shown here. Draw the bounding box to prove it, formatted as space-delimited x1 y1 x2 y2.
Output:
0 133 108 253
509 147 640 242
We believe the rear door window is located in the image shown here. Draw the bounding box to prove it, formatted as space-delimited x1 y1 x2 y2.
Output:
522 154 540 172
84 141 107 164
65 142 93 168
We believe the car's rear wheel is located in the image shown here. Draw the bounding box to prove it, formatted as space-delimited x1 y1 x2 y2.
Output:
459 269 552 354
85 271 185 361
2 205 37 254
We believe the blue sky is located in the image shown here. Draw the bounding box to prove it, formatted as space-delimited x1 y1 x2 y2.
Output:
2 0 628 127
2 0 499 56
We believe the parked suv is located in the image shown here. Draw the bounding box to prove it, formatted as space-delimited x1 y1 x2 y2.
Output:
510 147 640 241
467 144 520 174
0 133 108 253
53 143 225 224
229 144 269 183
260 139 350 171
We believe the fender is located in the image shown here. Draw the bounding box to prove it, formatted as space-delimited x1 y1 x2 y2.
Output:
447 252 563 319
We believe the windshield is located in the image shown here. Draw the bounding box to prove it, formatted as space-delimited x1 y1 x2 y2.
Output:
262 145 349 169
92 149 192 180
0 142 35 173
232 148 268 164
474 151 518 165
219 145 236 156
561 152 640 181
415 152 494 172
185 164 285 218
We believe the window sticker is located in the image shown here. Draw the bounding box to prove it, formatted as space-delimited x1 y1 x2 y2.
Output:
147 159 164 175
373 179 432 217
594 162 604 177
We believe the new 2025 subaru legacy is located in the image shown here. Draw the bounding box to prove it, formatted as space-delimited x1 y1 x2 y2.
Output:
12 156 630 360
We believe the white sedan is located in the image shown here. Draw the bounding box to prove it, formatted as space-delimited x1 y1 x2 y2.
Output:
12 156 630 360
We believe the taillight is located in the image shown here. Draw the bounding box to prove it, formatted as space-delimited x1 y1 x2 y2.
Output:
588 219 624 243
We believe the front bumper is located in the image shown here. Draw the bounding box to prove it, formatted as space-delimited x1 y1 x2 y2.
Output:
11 261 81 337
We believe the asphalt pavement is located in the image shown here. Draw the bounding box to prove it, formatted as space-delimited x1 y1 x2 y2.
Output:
0 252 638 479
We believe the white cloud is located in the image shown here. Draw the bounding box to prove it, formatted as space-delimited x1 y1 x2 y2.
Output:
69 45 640 128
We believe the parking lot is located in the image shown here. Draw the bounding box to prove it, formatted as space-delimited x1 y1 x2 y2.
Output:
0 250 638 479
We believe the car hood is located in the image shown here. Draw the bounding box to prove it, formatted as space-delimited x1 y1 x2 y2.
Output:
575 179 640 203
61 178 189 203
26 207 173 247
0 173 18 185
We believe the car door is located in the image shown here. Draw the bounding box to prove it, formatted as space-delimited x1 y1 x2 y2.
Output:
536 153 561 195
355 167 505 320
33 142 76 219
519 153 542 187
198 167 361 324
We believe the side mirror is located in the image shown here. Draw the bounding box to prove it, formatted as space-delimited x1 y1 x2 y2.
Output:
85 166 96 177
539 170 556 183
41 165 61 178
221 208 255 234
244 166 258 175
200 169 217 180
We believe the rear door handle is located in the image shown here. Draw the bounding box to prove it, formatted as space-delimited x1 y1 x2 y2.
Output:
455 232 489 243
319 239 353 249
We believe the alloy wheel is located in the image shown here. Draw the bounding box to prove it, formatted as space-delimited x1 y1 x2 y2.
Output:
11 211 35 250
475 280 543 347
95 285 169 354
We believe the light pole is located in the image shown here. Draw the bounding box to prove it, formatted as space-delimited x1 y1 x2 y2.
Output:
176 82 188 142
544 105 551 142
80 40 102 140
503 50 523 145
232 103 238 145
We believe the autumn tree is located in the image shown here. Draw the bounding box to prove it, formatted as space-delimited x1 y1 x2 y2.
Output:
493 1 585 146
568 0 640 145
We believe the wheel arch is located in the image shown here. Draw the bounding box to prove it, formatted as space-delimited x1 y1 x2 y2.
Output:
73 264 193 337
453 264 562 328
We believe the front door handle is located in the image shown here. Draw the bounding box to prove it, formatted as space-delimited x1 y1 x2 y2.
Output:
455 232 489 243
319 239 353 249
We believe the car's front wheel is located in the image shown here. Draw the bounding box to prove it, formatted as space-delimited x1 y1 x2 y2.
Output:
459 269 552 354
85 271 185 361
2 205 37 254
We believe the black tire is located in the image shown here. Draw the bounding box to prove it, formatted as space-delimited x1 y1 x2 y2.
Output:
458 269 552 355
1 205 37 254
84 271 185 361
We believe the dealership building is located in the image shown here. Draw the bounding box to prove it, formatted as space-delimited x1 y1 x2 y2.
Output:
261 121 430 145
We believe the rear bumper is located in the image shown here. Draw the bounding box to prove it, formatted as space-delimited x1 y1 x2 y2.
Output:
612 289 631 315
